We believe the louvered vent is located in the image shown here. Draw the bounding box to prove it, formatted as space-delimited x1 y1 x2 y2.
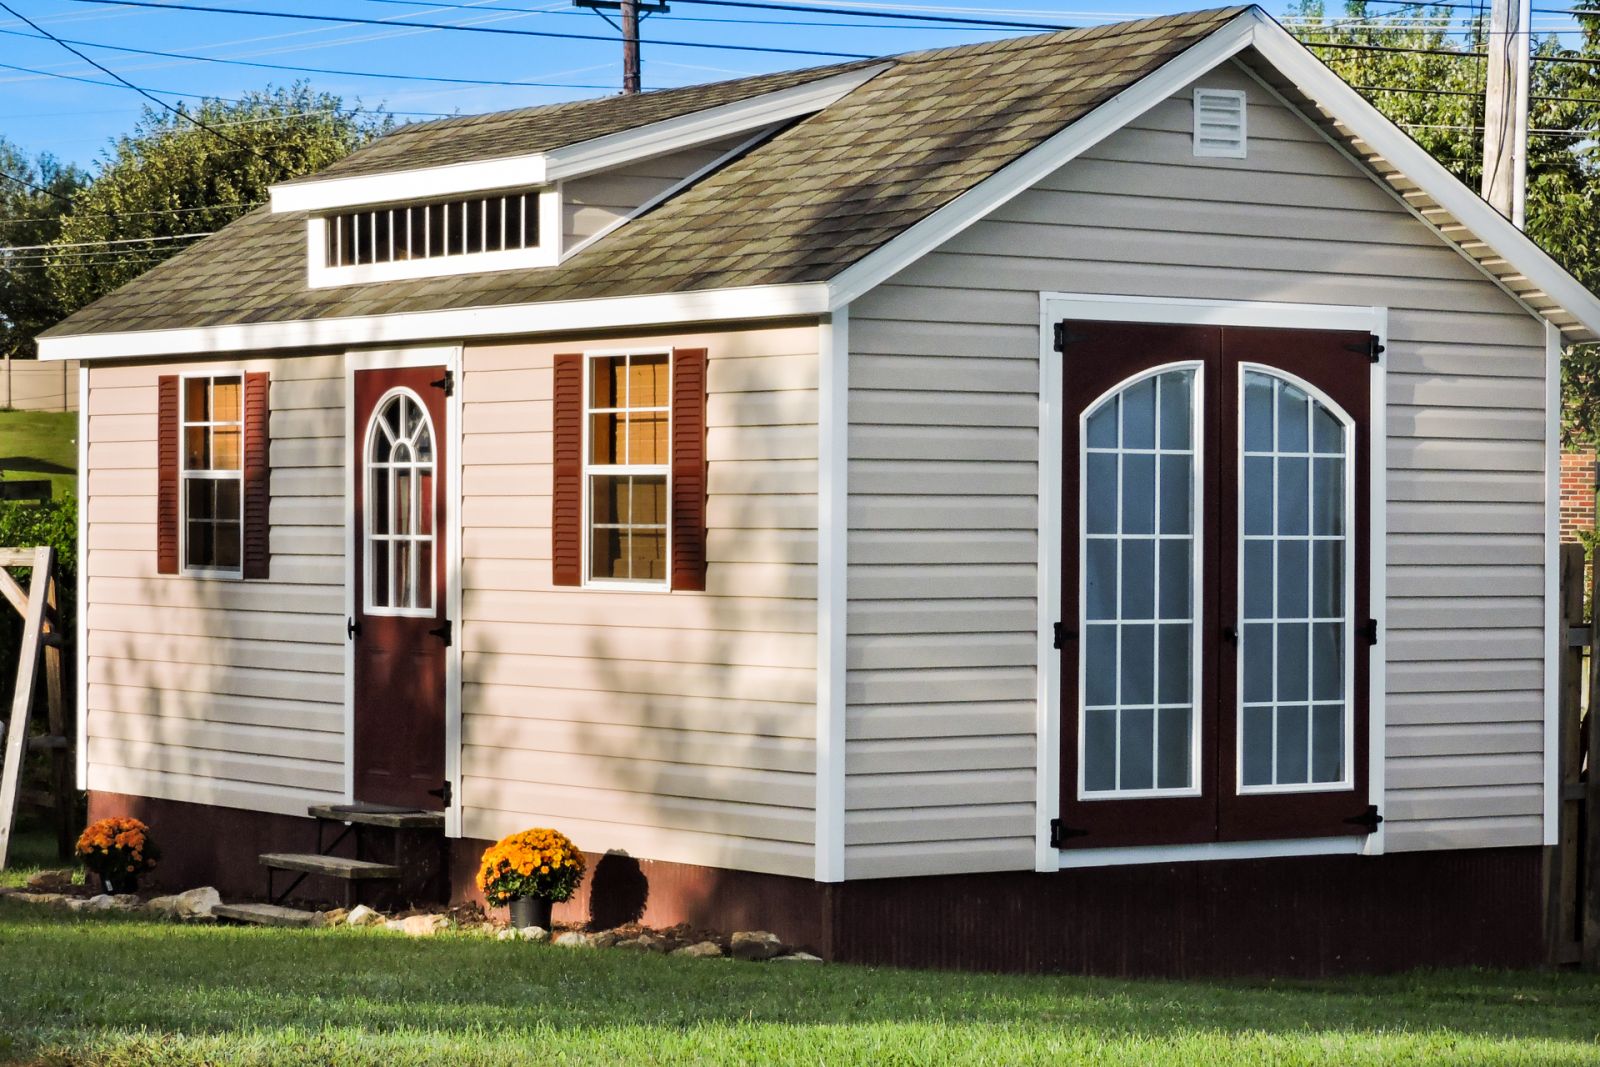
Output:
1193 88 1247 158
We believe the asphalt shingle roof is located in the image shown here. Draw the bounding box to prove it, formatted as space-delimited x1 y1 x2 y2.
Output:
45 7 1247 339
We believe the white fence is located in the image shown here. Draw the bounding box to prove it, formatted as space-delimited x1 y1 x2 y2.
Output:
0 359 78 412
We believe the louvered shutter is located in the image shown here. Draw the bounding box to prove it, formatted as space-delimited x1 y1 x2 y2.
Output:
156 375 180 574
242 371 271 579
551 353 585 587
670 347 708 592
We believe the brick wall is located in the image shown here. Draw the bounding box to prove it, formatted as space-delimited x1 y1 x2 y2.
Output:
1561 450 1596 543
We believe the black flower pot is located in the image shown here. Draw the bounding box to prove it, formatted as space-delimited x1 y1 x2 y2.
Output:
98 872 137 895
508 896 552 931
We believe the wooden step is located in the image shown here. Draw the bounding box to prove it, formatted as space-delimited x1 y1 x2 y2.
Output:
307 804 445 831
213 902 319 927
259 853 401 880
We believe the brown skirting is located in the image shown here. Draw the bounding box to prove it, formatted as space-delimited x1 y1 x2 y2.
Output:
90 791 1543 977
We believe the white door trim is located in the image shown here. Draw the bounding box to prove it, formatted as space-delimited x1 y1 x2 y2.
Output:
1034 292 1387 872
343 344 464 838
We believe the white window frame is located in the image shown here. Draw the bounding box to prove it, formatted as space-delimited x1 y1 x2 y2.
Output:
1036 292 1387 872
178 370 245 579
581 348 673 592
306 187 563 289
1234 364 1357 797
362 385 438 618
1076 360 1205 802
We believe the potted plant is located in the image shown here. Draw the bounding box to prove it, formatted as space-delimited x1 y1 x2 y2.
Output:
75 817 159 895
477 827 585 930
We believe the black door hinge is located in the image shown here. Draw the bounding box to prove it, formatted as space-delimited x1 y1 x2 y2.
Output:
1049 818 1088 849
346 617 360 640
1052 622 1076 649
430 370 454 396
427 781 453 809
1345 336 1384 363
1359 618 1379 646
428 619 453 646
1343 804 1383 833
1052 322 1085 353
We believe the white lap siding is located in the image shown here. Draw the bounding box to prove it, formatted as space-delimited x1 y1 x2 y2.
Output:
843 61 1549 877
561 133 762 248
84 353 346 817
458 325 819 878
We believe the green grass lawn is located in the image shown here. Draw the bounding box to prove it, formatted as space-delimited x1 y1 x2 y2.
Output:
1 897 1597 1066
0 410 76 499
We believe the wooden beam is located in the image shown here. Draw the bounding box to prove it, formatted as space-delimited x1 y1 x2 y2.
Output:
0 567 29 617
43 569 70 861
0 546 53 869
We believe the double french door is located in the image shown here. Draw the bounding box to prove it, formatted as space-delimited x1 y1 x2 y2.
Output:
1059 320 1373 848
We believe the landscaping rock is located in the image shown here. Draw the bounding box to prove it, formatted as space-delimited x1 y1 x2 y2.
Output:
145 887 221 920
770 952 823 963
730 930 785 961
387 914 449 936
518 926 549 942
345 904 384 927
312 908 349 928
70 894 140 912
589 930 622 949
12 891 69 907
553 931 592 948
672 941 725 959
25 869 74 891
497 928 517 941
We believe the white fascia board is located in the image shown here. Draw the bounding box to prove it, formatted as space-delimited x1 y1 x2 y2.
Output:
824 13 1258 308
1244 10 1600 339
544 64 889 182
269 65 886 215
36 283 829 362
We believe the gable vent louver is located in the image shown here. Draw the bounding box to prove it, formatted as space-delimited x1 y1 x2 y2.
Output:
1193 88 1247 159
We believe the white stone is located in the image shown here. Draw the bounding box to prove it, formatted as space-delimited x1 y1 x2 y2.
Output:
345 904 384 927
145 887 221 920
11 892 69 907
311 908 349 928
553 931 592 948
387 914 449 936
671 941 725 958
518 926 549 942
730 930 785 961
72 893 141 913
770 952 823 963
497 928 517 941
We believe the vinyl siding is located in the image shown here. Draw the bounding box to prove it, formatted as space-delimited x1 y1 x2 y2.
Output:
843 61 1550 878
458 324 819 878
560 133 760 248
83 353 346 819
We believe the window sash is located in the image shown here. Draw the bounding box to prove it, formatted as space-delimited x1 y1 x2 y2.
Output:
179 374 244 576
582 351 671 587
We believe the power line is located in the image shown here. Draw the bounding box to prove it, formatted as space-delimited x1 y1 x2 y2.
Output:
1307 36 1600 67
362 0 1070 30
62 0 879 59
2 230 215 252
0 168 75 206
0 201 260 226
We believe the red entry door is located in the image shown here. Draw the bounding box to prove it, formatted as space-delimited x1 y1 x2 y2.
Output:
352 366 449 810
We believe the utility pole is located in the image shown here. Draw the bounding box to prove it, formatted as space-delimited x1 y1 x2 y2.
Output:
575 0 668 95
1482 0 1531 227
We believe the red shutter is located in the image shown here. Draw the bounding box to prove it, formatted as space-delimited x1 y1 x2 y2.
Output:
552 353 585 587
156 375 180 574
670 347 708 592
242 371 271 579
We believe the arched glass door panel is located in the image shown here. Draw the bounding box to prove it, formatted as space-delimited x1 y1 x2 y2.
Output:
365 388 436 614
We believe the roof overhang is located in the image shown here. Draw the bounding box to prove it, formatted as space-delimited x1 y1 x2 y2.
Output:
266 64 889 215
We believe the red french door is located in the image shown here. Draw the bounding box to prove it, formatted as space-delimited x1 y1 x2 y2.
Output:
352 366 449 810
1058 320 1372 849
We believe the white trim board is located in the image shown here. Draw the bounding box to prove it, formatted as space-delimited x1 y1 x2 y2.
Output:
1036 293 1387 871
1058 835 1364 869
74 363 88 790
268 66 887 214
814 307 848 882
1544 319 1561 846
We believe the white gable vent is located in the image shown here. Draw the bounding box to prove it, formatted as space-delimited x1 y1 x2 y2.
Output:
1193 88 1247 158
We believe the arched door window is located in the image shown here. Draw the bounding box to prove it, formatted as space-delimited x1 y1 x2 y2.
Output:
365 389 436 614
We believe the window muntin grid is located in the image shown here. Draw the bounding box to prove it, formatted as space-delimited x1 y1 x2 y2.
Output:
365 389 436 615
180 374 243 575
1237 367 1354 792
585 352 670 585
326 191 539 268
1079 364 1203 799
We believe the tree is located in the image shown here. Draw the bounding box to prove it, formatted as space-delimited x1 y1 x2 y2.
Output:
0 141 85 360
47 84 391 315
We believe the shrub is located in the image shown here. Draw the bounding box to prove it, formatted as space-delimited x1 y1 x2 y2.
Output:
476 827 585 906
75 816 158 879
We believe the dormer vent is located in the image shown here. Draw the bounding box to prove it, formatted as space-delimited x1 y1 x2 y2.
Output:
1193 88 1247 159
327 191 540 268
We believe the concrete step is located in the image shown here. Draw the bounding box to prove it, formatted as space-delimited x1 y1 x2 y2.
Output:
213 902 319 927
307 804 445 831
259 853 401 880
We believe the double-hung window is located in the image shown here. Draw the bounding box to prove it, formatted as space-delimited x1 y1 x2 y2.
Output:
181 375 244 575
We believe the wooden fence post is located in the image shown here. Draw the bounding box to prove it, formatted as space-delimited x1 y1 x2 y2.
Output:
1587 543 1600 968
1549 544 1585 965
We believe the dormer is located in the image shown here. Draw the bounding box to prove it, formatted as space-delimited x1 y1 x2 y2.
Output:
268 63 888 289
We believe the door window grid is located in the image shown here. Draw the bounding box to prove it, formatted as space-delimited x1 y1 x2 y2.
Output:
1080 366 1200 799
585 352 670 585
366 390 436 615
180 375 243 575
1238 369 1351 791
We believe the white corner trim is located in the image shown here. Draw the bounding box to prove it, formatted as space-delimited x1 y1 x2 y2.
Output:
1245 10 1600 340
825 13 1257 310
1544 319 1561 846
74 363 88 790
269 65 886 215
815 307 848 883
37 284 830 363
1036 292 1388 869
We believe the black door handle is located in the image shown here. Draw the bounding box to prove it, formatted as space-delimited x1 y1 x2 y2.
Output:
428 620 452 647
1222 624 1239 644
347 617 360 640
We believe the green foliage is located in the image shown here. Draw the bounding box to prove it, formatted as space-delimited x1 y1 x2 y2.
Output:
0 139 86 360
47 84 391 315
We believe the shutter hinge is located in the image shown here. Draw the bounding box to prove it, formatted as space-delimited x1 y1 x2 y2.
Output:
1051 322 1084 353
430 370 454 396
1345 336 1385 363
1359 618 1379 646
428 619 453 646
427 781 453 809
1052 622 1075 649
1049 818 1088 849
1343 804 1383 833
346 617 360 640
